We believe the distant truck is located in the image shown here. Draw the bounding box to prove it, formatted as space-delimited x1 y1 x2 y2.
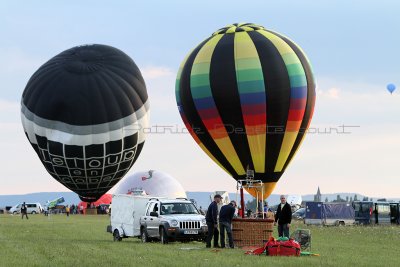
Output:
305 202 355 226
352 201 399 225
108 194 207 243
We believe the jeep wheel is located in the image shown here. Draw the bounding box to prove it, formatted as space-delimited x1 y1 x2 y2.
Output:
32 211 36 214
141 228 149 243
13 211 17 215
113 230 122 242
160 227 168 244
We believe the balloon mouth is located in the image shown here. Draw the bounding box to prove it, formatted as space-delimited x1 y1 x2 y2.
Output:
212 23 265 35
79 195 101 203
63 45 105 73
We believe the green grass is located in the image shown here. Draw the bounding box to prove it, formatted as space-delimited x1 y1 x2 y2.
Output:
1 214 400 267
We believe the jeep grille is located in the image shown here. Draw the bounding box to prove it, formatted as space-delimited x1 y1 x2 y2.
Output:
179 221 200 229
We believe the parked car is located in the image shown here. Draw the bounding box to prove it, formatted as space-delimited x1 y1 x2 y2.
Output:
9 203 43 214
109 194 207 244
292 208 306 220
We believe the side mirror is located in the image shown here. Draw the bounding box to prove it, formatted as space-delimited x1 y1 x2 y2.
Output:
150 211 158 217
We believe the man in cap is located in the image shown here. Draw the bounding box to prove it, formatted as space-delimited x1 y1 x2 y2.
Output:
205 194 222 248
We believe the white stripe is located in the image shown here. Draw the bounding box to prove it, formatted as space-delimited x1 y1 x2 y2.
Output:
21 112 150 146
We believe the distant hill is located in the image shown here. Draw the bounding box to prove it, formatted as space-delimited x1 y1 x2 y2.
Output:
1 191 398 209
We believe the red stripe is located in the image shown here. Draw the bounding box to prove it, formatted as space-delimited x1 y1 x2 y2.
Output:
197 108 220 120
287 109 305 121
243 114 267 126
290 98 307 110
241 104 266 115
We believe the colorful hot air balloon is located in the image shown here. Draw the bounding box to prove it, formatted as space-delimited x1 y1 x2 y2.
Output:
21 44 149 202
387 83 396 94
176 23 316 199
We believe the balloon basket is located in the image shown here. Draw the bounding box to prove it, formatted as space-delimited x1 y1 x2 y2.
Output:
232 218 274 247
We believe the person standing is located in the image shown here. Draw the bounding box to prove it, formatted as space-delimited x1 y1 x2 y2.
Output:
205 194 222 248
274 195 292 238
66 205 70 217
21 202 28 220
219 201 236 248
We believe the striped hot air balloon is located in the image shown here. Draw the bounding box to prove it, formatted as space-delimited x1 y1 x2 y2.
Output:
21 44 149 202
175 23 316 199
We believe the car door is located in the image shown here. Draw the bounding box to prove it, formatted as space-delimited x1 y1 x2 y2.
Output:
147 202 161 237
142 202 155 235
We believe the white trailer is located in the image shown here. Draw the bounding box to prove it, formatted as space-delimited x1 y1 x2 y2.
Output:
110 194 159 241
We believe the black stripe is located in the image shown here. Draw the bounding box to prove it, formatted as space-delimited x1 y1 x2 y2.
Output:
249 31 291 182
273 33 316 172
178 37 237 177
209 33 251 177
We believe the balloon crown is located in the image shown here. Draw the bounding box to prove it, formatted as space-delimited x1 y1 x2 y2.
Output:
212 23 265 35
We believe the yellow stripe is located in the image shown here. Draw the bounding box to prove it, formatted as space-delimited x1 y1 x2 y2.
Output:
274 132 298 171
234 32 266 173
214 137 245 175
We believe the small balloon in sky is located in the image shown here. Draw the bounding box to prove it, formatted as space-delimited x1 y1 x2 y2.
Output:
387 83 396 94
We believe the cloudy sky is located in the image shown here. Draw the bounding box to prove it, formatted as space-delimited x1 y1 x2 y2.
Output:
1 0 399 198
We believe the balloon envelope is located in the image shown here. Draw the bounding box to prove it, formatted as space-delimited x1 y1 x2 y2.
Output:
175 23 316 199
115 170 187 199
387 84 396 94
21 44 149 202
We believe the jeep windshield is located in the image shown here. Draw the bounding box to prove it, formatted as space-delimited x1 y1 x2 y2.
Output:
160 203 199 215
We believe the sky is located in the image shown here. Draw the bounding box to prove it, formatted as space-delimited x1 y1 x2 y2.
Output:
1 0 399 198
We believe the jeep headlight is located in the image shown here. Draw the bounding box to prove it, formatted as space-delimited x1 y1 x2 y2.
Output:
201 218 206 225
170 220 178 227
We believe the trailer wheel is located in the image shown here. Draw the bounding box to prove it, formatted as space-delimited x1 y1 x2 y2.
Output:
113 229 122 242
339 221 345 226
141 228 149 243
160 227 168 244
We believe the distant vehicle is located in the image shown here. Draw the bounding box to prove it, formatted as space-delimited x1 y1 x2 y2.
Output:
352 201 374 224
9 203 43 214
389 203 399 224
305 202 355 226
374 202 391 224
292 208 306 220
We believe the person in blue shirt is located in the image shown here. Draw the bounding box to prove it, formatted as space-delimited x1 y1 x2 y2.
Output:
219 201 237 248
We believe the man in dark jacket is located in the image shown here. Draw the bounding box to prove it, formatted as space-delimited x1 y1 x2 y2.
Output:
274 195 292 237
205 194 222 248
21 202 28 220
219 201 236 248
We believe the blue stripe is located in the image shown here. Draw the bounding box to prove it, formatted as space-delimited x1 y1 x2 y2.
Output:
239 92 266 105
290 86 308 99
193 97 216 110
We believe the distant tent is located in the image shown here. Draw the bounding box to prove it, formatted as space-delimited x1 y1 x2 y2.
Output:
77 194 112 212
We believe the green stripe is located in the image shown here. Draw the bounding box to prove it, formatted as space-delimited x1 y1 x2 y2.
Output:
289 75 307 87
236 80 265 94
235 58 263 70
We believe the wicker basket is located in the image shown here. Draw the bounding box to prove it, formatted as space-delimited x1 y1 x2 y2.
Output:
232 218 274 247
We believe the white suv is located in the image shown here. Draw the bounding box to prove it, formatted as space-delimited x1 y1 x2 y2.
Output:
140 198 207 244
9 203 43 214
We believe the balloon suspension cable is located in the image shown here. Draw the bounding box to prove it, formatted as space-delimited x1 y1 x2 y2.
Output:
237 168 264 219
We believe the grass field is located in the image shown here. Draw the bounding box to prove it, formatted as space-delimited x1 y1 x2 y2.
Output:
1 214 400 267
